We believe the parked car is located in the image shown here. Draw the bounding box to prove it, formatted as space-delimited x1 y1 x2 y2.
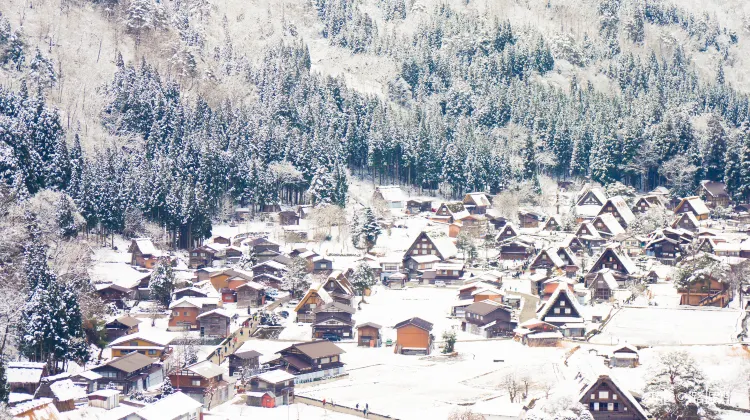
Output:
266 289 279 297
279 310 289 318
322 333 341 342
385 339 393 346
434 281 446 288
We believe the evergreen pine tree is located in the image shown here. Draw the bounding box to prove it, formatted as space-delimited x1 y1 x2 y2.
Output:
56 194 79 240
360 207 381 252
521 134 537 181
159 376 175 396
149 257 175 306
704 114 727 181
350 261 377 304
0 356 8 404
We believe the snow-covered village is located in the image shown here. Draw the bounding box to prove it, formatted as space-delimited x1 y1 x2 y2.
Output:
4 0 750 419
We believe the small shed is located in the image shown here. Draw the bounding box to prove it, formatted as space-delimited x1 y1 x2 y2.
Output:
357 322 382 347
278 211 300 226
610 344 640 368
87 389 120 410
247 391 276 408
385 272 407 289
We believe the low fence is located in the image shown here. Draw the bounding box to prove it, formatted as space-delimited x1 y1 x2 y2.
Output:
294 395 396 419
295 367 346 384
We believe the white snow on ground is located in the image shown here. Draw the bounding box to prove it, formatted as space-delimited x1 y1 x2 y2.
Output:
210 399 360 419
590 307 743 346
294 340 568 420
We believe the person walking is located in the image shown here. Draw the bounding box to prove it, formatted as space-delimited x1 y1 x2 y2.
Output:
322 398 326 407
356 403 359 410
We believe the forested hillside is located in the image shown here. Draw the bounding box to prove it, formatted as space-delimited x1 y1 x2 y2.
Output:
2 0 750 248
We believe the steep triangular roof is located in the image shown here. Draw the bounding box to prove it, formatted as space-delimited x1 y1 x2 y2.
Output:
536 283 584 321
599 196 636 226
578 375 649 419
590 246 637 275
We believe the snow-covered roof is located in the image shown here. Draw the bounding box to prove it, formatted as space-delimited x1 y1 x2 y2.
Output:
132 238 159 256
196 308 231 319
7 363 45 384
88 389 120 398
236 280 266 291
577 204 602 217
537 283 585 321
410 254 441 264
677 196 710 216
49 379 87 401
374 186 406 203
185 361 226 379
8 398 56 417
108 331 173 347
168 296 218 309
590 270 619 290
577 187 607 206
464 192 491 207
73 370 102 381
578 375 649 419
256 369 296 384
602 196 636 225
89 263 150 290
432 236 458 259
252 260 288 271
594 213 625 236
136 391 202 420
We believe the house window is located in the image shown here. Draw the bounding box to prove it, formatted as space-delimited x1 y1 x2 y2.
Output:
131 341 139 346
599 391 608 399
560 300 565 307
553 308 560 314
331 355 338 362
192 379 201 386
321 357 330 364
613 394 617 400
608 403 614 411
184 312 188 316
320 263 328 269
591 402 599 411
564 308 571 314
148 350 156 355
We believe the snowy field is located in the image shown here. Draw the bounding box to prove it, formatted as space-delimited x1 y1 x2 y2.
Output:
293 340 570 420
590 307 743 346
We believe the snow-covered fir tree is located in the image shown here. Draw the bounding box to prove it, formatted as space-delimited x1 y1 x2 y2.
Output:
56 194 78 240
350 262 377 303
149 257 175 306
359 207 381 252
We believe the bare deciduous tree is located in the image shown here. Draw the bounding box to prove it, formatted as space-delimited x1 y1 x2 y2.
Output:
501 373 522 403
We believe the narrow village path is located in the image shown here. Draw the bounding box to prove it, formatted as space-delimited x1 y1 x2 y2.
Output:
295 395 396 419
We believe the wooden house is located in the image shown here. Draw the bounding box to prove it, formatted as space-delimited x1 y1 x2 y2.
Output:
589 246 638 279
234 207 251 222
169 361 231 408
136 391 203 419
278 341 346 382
244 237 281 255
357 322 382 347
578 374 648 420
529 248 566 274
189 245 219 269
449 214 488 238
610 344 640 368
598 196 636 228
128 238 161 269
498 238 535 260
7 362 47 395
173 287 209 300
577 187 607 207
678 268 733 307
541 215 563 231
229 342 261 377
536 283 585 337
248 370 295 406
104 316 141 341
107 332 172 360
513 319 562 347
236 281 266 308
372 186 406 209
94 284 135 309
91 352 163 393
8 398 61 419
406 199 432 214
462 300 515 338
252 260 289 279
631 195 664 214
312 255 334 273
495 224 519 242
385 272 407 289
168 297 207 331
393 317 433 355
321 271 355 306
591 213 625 237
671 212 699 232
433 202 470 224
34 377 86 413
403 231 457 263
588 270 619 301
295 285 333 323
70 371 102 394
434 262 465 284
674 196 710 220
197 308 231 338
644 236 683 265
378 255 403 281
486 213 509 231
518 209 544 228
311 302 356 340
462 192 491 215
700 180 730 208
278 210 300 226
86 389 120 410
